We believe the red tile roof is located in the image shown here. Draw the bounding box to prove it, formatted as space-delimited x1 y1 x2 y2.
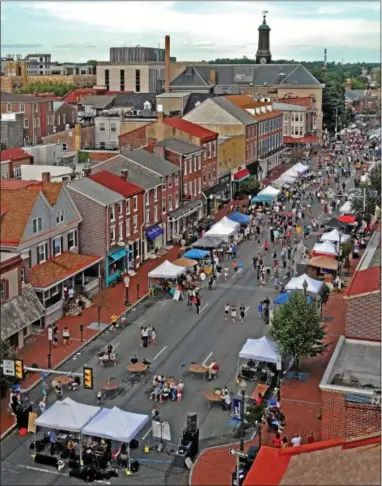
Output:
243 446 291 486
0 180 39 190
89 171 144 197
0 148 32 162
61 88 101 104
284 135 319 144
280 97 315 110
30 252 102 289
344 266 381 297
163 117 217 143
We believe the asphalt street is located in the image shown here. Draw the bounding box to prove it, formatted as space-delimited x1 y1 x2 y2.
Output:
1 157 356 486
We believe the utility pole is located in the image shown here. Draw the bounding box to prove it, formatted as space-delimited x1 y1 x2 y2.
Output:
335 106 339 135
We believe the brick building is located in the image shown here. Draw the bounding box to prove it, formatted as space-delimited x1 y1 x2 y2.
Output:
0 92 54 144
53 101 77 132
42 124 95 152
320 229 381 441
0 147 34 180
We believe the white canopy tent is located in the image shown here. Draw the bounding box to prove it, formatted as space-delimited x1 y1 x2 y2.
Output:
321 229 350 244
258 186 281 198
238 337 282 370
285 273 323 294
82 406 149 444
148 260 186 279
275 174 297 186
219 216 240 230
283 166 300 178
35 397 101 433
294 162 309 173
205 219 239 237
339 201 354 214
312 241 338 257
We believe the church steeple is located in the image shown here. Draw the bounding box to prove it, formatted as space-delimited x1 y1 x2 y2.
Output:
256 11 272 64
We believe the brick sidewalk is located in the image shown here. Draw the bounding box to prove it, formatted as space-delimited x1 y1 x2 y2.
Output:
0 244 180 437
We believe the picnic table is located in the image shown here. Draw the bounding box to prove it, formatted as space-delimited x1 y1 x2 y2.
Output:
204 390 222 408
188 364 208 378
249 383 269 403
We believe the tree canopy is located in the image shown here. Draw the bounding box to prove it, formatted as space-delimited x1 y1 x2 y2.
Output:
269 292 328 369
18 82 76 97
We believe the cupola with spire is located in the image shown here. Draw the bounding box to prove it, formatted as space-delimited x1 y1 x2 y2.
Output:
256 11 272 64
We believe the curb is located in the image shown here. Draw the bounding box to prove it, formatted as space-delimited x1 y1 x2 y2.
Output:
0 292 149 442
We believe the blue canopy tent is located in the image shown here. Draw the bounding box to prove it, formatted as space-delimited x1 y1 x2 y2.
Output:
183 249 209 259
274 292 313 305
251 194 274 203
228 212 250 225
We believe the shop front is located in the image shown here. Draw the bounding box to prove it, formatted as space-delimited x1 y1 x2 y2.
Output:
144 224 165 258
126 239 141 271
203 172 232 212
168 200 203 244
106 246 128 286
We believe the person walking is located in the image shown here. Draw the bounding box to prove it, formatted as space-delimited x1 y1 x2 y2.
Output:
258 301 263 319
231 305 237 323
199 270 206 289
224 266 229 281
142 327 149 348
195 294 201 314
224 303 230 321
239 303 246 322
151 327 157 347
62 327 71 347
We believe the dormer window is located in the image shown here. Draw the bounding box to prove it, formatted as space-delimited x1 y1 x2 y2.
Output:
56 209 64 224
143 101 152 110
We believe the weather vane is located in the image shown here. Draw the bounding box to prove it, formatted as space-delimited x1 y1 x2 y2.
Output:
262 10 268 22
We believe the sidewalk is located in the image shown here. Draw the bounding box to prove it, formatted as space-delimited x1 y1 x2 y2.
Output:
0 244 180 438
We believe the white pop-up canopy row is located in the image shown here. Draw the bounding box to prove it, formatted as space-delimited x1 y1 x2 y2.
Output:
205 216 239 238
257 186 281 198
321 228 350 244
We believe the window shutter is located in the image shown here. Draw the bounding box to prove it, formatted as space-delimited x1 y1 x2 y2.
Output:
61 236 64 253
74 230 78 248
67 233 70 249
37 246 41 264
45 242 49 260
5 279 9 300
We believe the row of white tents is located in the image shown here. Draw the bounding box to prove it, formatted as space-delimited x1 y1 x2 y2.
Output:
35 398 149 449
204 216 240 238
274 162 310 187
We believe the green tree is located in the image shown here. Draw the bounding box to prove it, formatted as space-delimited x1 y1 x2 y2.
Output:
269 292 328 369
78 151 91 164
339 239 354 275
375 69 381 87
236 176 260 197
351 193 380 224
369 163 381 196
0 339 18 398
18 82 76 97
349 77 367 89
87 60 98 68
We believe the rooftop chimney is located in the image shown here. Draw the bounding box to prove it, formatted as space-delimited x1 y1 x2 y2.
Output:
147 137 157 154
165 35 171 93
41 172 51 183
121 169 128 180
209 67 216 85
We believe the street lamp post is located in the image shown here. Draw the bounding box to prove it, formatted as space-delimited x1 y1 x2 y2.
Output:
123 275 130 305
47 325 52 368
302 279 308 298
137 283 140 300
80 324 84 342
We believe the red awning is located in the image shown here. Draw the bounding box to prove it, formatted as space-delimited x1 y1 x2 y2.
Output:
234 168 250 181
337 215 356 224
284 135 319 144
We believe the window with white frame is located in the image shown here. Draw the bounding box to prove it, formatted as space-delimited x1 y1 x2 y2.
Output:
32 217 43 233
110 226 116 244
24 118 29 128
37 242 48 264
62 143 67 151
110 205 115 221
110 122 117 132
13 167 21 179
193 158 197 172
212 140 217 156
198 177 201 194
162 197 166 213
57 115 61 125
52 237 62 256
203 146 207 161
133 214 138 232
168 195 173 211
67 230 77 249
0 280 7 301
100 122 106 132
56 209 64 224
183 182 188 196
118 221 123 240
153 187 158 201
162 178 166 191
63 114 66 125
194 180 197 196
154 205 158 222
198 155 201 170
184 159 188 175
133 195 138 211
126 198 131 214
175 173 179 186
175 192 179 208
168 175 172 188
37 118 40 128
118 201 123 216
6 103 11 112
20 104 25 112
126 217 131 236
145 208 150 225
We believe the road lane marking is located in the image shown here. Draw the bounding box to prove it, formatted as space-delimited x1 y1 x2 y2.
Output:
200 303 209 313
142 426 152 440
245 306 250 313
202 352 213 366
135 320 146 326
17 464 111 484
114 342 120 349
153 345 168 361
232 272 238 279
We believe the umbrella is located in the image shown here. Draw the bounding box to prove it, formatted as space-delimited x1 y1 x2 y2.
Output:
337 215 356 224
172 258 198 268
183 249 209 259
274 292 312 305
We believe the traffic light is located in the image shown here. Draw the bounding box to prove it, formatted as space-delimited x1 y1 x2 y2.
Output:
15 359 24 380
83 367 94 390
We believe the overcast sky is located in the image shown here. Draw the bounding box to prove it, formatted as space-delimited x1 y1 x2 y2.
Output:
1 1 380 63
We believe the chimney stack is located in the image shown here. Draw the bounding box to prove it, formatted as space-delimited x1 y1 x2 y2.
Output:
41 172 51 183
121 169 128 180
147 137 157 153
165 35 171 93
209 67 216 85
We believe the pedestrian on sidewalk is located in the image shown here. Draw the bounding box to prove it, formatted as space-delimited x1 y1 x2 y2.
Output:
39 396 47 414
224 266 229 281
53 324 59 347
140 326 144 346
224 303 230 321
111 313 118 331
195 294 201 314
239 303 245 322
62 327 71 346
199 270 206 289
147 325 153 344
142 327 149 348
231 305 237 323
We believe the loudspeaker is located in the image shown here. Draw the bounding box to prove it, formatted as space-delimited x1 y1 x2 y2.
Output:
181 428 199 459
186 412 197 433
129 439 139 449
34 454 58 468
172 449 187 469
130 460 140 473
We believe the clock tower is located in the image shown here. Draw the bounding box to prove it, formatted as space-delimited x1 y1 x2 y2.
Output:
256 11 272 64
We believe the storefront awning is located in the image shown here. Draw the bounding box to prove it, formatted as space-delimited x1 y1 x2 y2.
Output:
109 248 127 261
234 168 250 181
146 225 164 240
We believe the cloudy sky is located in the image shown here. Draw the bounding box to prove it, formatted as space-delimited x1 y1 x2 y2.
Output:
1 1 380 63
